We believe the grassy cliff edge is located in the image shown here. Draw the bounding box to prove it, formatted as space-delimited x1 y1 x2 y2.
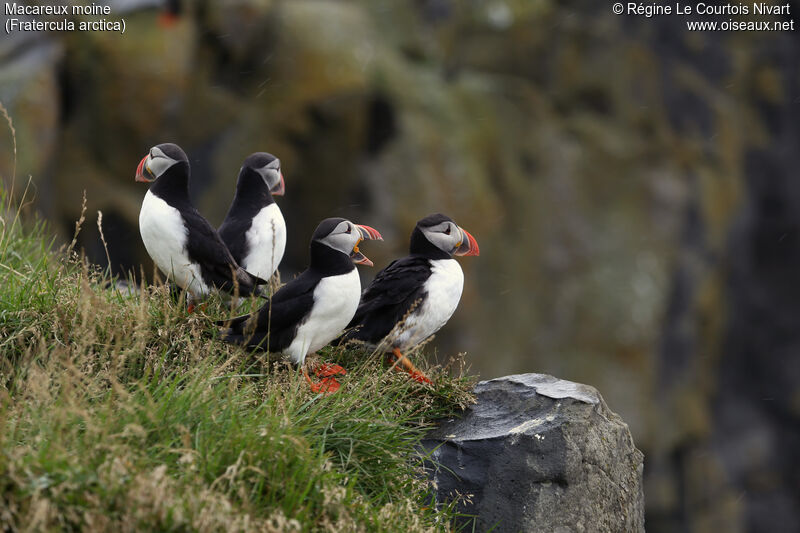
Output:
0 186 476 532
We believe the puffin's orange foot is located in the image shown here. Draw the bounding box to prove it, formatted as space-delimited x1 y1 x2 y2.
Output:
408 370 433 385
313 363 347 378
387 349 432 384
309 376 341 394
187 302 207 314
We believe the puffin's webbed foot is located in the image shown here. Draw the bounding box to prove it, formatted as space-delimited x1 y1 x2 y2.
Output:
187 302 207 314
302 365 342 394
309 377 341 393
388 348 432 385
313 363 347 378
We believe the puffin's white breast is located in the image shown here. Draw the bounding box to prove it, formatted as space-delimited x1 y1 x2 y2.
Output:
391 258 464 350
138 190 208 297
241 203 286 280
285 269 361 364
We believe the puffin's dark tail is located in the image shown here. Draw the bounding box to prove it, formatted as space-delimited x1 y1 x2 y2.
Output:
249 271 269 298
214 313 250 329
236 268 269 298
214 313 262 349
250 273 269 286
250 284 265 298
217 326 270 352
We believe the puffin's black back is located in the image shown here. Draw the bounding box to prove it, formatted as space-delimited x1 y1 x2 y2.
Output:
183 207 265 295
222 268 322 351
341 255 433 344
341 215 460 344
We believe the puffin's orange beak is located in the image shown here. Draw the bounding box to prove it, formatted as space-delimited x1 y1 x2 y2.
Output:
454 227 479 256
135 155 153 183
271 171 285 196
350 251 373 267
356 225 383 241
350 224 383 267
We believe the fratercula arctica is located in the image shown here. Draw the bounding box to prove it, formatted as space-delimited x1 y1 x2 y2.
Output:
158 0 181 27
135 143 265 309
339 213 479 383
219 217 383 392
218 153 286 281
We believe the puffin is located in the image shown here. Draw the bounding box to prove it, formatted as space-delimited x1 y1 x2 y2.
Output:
339 213 479 383
218 152 286 282
219 217 383 392
135 143 265 310
158 0 181 27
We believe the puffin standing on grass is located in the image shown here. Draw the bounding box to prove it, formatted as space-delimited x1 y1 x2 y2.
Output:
135 143 265 310
218 152 286 282
219 217 383 392
339 213 479 383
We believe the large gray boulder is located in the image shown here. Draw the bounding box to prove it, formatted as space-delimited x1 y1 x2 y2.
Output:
423 374 644 532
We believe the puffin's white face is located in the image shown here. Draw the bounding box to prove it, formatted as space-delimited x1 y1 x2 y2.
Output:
421 220 462 254
135 145 183 183
317 219 383 266
240 153 285 195
421 219 480 257
319 220 363 256
253 158 283 194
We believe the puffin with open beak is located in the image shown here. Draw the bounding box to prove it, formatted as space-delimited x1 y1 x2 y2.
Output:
339 213 479 383
218 152 287 282
135 143 266 310
219 218 383 393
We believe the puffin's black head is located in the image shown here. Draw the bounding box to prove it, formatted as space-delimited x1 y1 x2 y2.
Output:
313 217 383 266
135 143 188 183
411 213 479 258
240 152 285 196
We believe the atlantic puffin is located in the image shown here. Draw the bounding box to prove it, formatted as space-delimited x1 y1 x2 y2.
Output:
135 143 265 309
219 217 383 392
218 152 286 282
339 213 479 383
158 0 181 27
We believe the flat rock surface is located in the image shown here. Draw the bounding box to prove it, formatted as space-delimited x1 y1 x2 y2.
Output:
423 374 644 532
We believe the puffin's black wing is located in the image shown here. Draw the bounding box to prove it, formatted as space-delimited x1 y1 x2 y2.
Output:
218 214 251 267
220 269 320 352
181 208 265 296
342 255 432 344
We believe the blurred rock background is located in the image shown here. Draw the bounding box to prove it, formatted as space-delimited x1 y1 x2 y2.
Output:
1 1 798 531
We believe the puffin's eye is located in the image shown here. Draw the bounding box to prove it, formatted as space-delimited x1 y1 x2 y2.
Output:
444 226 451 235
345 226 352 234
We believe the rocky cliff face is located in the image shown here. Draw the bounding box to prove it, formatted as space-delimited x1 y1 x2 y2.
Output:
0 2 797 531
423 374 644 533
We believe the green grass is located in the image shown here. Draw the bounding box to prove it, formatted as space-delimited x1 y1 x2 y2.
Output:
0 184 477 532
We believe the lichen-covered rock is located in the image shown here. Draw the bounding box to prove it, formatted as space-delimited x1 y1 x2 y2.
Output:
423 374 644 533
